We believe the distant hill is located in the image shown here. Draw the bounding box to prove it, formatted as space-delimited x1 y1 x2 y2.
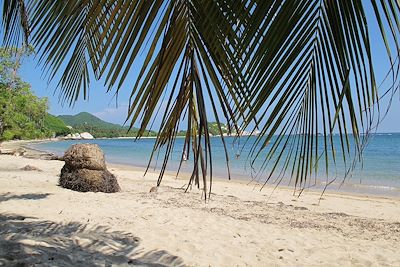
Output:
58 112 122 129
44 114 71 136
57 112 156 138
57 112 231 137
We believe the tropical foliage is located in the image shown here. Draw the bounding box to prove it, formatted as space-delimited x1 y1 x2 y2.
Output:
0 47 67 140
44 114 71 137
0 47 46 140
2 1 399 198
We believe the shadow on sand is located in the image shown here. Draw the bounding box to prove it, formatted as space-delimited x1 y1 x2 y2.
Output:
0 214 185 266
0 193 52 202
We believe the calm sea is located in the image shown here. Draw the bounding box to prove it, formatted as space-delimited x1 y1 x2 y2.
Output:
31 134 400 197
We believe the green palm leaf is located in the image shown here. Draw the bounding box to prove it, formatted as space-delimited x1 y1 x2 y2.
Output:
2 0 399 198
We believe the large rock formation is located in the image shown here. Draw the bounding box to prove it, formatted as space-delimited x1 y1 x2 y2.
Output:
59 144 120 193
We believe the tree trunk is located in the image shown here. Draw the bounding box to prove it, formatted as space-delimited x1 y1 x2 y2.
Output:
0 117 4 138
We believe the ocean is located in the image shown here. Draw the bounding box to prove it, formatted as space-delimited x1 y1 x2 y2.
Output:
31 134 400 197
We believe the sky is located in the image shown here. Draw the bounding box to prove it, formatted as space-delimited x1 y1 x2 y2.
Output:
9 3 400 133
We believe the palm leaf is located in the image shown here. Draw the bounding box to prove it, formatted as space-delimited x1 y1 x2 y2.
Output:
2 0 29 47
2 0 399 197
233 0 399 193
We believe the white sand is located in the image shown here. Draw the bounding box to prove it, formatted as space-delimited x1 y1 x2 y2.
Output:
0 141 399 266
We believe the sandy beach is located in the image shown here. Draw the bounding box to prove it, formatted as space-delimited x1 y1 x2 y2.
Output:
0 141 399 266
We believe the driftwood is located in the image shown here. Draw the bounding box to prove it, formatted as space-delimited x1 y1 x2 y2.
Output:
0 148 25 156
21 153 63 161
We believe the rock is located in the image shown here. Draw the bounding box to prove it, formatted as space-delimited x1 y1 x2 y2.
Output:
63 144 106 170
20 165 42 172
59 166 120 193
13 148 26 156
294 206 308 211
149 186 158 193
72 133 82 140
80 132 94 140
59 144 120 193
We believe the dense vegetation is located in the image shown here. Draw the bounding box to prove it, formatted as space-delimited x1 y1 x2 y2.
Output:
0 47 72 141
0 82 47 140
44 114 71 137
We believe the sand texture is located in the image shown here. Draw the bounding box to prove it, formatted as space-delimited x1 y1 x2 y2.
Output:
0 143 400 266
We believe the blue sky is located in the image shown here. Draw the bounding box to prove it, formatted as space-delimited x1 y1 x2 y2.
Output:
11 3 400 133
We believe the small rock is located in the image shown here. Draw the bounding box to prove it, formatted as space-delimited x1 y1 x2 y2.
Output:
20 165 42 172
149 186 158 193
294 206 308 211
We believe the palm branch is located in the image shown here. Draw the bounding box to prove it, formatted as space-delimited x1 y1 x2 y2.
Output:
2 0 399 198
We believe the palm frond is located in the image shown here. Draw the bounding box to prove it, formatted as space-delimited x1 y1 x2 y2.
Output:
2 0 399 197
2 0 29 47
236 0 400 192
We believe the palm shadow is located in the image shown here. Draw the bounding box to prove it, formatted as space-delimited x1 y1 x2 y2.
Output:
0 214 185 267
0 193 51 202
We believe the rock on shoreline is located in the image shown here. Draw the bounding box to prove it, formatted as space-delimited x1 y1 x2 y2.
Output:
59 144 120 193
64 132 94 140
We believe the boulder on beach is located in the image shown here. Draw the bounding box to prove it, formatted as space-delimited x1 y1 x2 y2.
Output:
72 133 82 140
80 132 94 140
63 144 105 170
59 144 120 193
59 167 119 193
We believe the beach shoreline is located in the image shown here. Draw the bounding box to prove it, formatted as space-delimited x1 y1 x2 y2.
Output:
10 138 400 199
0 140 400 266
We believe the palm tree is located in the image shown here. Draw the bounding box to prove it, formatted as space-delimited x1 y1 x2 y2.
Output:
2 0 399 199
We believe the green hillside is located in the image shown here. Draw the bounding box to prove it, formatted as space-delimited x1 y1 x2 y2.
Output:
58 112 120 128
58 112 156 138
44 114 71 137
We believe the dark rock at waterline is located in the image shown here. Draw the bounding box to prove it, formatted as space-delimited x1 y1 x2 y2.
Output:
59 144 120 193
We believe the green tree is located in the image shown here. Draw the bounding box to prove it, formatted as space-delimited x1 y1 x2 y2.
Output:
0 47 50 140
2 1 399 197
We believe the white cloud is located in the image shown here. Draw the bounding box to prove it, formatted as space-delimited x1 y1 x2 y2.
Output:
93 103 130 125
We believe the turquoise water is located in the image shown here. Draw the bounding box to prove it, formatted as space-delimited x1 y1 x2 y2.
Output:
32 134 400 196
